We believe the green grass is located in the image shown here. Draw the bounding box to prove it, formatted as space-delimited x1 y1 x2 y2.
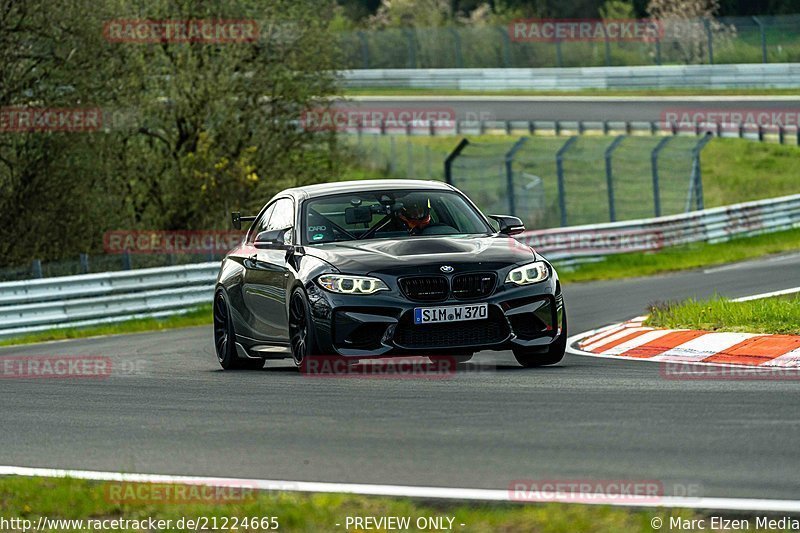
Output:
0 305 212 347
701 138 800 207
344 87 800 97
348 134 800 229
0 476 716 533
559 227 800 283
646 294 800 334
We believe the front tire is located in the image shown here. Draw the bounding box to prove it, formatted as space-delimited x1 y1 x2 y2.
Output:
289 288 318 367
214 290 264 370
513 310 568 368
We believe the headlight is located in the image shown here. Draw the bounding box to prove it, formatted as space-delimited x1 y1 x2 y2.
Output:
505 261 550 285
317 274 389 295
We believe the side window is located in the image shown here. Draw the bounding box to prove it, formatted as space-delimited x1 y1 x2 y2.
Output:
248 203 276 243
267 198 295 244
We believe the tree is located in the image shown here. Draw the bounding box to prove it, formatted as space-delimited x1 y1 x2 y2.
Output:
0 0 347 267
368 0 453 28
600 0 636 20
648 0 736 64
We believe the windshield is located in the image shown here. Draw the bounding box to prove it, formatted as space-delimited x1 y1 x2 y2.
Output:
303 189 492 244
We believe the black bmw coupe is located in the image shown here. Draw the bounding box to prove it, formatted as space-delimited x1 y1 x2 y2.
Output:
214 179 566 370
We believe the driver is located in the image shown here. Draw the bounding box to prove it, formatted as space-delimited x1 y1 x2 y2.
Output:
397 194 432 234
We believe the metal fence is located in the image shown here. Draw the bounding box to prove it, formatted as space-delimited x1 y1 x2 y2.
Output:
518 192 800 262
341 64 800 90
1 193 797 340
338 15 800 69
444 134 711 229
346 134 446 180
0 252 227 283
3 120 776 282
337 117 800 145
0 263 216 340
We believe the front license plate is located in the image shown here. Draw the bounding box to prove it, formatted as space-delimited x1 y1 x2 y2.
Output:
414 303 488 325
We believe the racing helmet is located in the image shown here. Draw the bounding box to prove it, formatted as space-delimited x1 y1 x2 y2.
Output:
398 194 432 232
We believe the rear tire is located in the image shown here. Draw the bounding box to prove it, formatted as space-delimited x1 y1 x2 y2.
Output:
214 290 264 370
513 309 567 368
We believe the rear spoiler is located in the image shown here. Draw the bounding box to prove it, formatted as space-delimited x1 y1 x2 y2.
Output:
231 211 257 230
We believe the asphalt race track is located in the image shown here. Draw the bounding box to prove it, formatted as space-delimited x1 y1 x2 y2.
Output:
1 253 800 501
345 95 800 123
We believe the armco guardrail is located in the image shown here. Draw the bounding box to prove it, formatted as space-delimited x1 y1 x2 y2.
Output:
0 263 218 340
342 63 800 90
341 120 800 145
1 193 799 340
518 193 800 261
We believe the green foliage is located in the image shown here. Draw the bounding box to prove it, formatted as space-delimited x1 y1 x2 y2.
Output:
600 0 636 19
647 295 800 334
0 0 346 267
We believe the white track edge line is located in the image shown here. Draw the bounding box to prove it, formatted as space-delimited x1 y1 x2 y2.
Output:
2 465 800 513
733 286 800 302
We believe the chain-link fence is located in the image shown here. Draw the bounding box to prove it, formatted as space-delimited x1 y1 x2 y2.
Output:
6 133 712 281
444 139 512 216
337 15 800 69
446 134 711 229
345 134 448 180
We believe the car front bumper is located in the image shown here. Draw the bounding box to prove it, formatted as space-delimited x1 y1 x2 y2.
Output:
306 272 564 358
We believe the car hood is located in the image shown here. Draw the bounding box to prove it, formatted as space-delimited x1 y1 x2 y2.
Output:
303 234 536 274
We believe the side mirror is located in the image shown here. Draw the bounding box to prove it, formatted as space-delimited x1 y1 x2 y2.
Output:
489 215 525 235
254 227 291 249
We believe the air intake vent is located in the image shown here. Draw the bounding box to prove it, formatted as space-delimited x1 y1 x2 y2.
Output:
393 306 510 349
398 276 449 302
451 273 496 300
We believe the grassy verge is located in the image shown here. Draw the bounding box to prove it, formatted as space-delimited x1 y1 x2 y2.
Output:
0 476 713 533
701 139 800 207
347 135 800 226
558 227 800 283
344 87 800 97
646 294 800 335
0 305 212 347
